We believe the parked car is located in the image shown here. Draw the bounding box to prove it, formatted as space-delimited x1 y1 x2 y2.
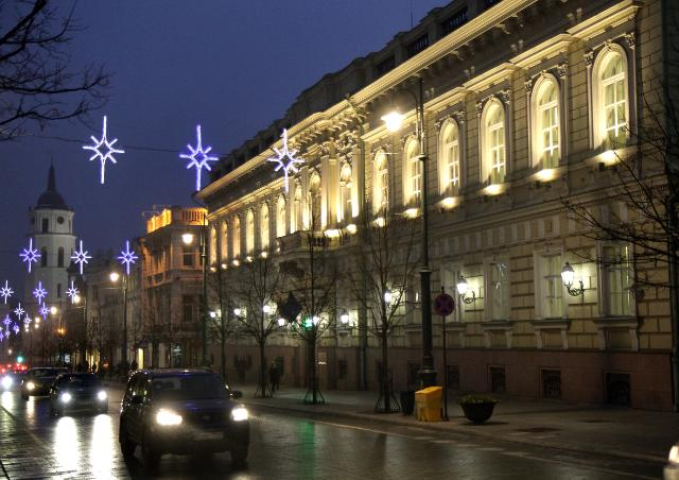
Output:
119 369 249 467
49 373 108 416
665 442 679 479
21 367 68 399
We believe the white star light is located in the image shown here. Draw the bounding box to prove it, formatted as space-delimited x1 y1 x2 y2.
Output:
33 281 48 304
71 240 92 275
20 238 41 273
66 281 80 304
23 315 31 326
13 303 24 320
267 129 305 193
179 125 219 192
40 303 49 319
118 240 138 276
0 281 13 304
83 115 125 184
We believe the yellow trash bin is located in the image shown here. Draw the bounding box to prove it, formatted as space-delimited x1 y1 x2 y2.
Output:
415 386 442 422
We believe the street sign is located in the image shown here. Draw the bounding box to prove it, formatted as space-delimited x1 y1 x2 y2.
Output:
434 291 455 316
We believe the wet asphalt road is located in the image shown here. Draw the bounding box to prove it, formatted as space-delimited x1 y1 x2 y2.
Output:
0 389 663 479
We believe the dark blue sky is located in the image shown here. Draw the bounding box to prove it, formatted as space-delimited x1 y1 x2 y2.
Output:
0 0 446 294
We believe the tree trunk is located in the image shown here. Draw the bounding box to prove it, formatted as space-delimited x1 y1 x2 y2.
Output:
381 326 391 412
257 341 268 397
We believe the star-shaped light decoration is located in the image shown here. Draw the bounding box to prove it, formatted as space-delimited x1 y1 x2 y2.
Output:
33 281 48 304
82 115 125 184
13 303 24 320
0 331 4 342
23 315 31 326
12 323 19 335
40 303 50 319
2 315 11 328
20 238 41 273
1 281 13 304
66 281 80 304
71 240 92 275
179 125 219 191
118 240 138 276
267 129 305 193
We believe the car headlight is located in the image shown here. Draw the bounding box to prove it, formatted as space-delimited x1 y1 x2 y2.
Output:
26 381 35 391
156 408 182 426
1 376 13 389
231 406 249 422
97 391 107 401
60 392 72 403
669 445 679 465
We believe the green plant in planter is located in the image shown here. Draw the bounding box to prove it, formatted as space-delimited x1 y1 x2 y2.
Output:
458 394 498 424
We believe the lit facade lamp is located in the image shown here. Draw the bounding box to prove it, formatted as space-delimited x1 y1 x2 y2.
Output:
339 310 355 330
561 262 585 296
181 233 195 245
233 307 243 318
277 317 287 328
456 275 476 304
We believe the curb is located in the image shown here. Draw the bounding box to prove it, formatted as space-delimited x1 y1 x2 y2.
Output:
243 399 667 465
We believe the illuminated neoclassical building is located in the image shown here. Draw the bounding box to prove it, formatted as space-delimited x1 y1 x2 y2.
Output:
199 0 677 409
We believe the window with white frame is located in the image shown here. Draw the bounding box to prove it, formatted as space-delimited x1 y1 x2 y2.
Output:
482 100 506 185
373 151 389 215
276 195 286 238
602 244 634 316
535 252 564 319
209 227 217 265
403 138 421 206
292 183 302 233
486 260 510 321
533 77 560 169
221 221 228 262
339 162 353 223
594 47 628 149
232 216 241 259
438 120 461 196
245 210 255 254
260 203 270 251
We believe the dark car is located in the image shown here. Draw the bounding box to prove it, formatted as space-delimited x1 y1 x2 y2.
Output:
1 371 25 391
119 369 249 467
49 373 108 416
21 367 68 399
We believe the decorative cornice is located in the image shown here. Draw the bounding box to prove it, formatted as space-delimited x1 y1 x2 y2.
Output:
566 0 640 41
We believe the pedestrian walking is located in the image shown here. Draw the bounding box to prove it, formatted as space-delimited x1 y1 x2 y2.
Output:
269 362 280 393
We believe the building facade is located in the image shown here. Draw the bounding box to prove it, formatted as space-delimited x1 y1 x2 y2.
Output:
199 0 677 409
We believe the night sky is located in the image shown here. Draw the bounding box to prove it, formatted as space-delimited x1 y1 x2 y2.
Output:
0 0 446 295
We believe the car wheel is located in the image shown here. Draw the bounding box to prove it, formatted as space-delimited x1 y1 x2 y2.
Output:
119 423 136 458
142 430 160 468
231 443 249 465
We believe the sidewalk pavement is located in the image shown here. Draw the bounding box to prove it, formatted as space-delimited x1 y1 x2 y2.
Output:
235 384 677 465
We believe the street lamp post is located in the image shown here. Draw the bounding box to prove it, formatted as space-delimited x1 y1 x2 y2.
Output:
382 77 436 388
110 271 128 371
182 227 208 367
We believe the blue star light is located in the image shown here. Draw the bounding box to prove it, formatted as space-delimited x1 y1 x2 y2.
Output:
179 125 219 191
267 129 305 193
20 238 41 273
40 303 49 319
0 281 13 304
0 332 4 342
66 281 80 304
23 315 31 326
71 240 92 275
83 115 125 184
118 240 139 276
13 303 24 320
33 281 48 304
2 316 11 328
12 323 19 335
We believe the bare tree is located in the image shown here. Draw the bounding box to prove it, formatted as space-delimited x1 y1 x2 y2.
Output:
349 209 419 413
0 0 109 140
224 255 281 397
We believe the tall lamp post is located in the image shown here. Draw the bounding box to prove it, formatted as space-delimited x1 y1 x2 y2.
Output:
182 228 208 367
110 271 128 371
382 77 436 387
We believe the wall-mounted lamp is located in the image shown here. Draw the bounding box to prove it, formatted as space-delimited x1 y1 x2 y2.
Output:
456 275 475 304
561 262 585 296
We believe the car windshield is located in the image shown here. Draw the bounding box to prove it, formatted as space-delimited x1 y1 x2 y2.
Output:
31 369 63 377
60 375 100 388
151 374 227 400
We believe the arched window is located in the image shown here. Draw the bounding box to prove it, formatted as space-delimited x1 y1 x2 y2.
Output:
292 183 303 233
260 203 270 251
339 163 353 222
481 99 506 185
309 172 321 229
245 210 255 254
532 76 560 169
221 222 228 262
594 47 628 149
41 247 47 267
438 120 461 196
276 195 286 238
232 216 241 259
57 247 65 268
373 151 389 215
403 138 421 206
209 226 217 265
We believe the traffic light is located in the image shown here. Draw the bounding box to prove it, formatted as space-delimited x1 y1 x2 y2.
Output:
16 355 24 364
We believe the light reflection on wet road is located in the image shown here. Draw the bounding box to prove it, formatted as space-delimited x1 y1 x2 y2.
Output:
0 389 662 479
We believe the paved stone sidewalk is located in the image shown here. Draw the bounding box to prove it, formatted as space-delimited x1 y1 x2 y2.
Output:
235 384 678 465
